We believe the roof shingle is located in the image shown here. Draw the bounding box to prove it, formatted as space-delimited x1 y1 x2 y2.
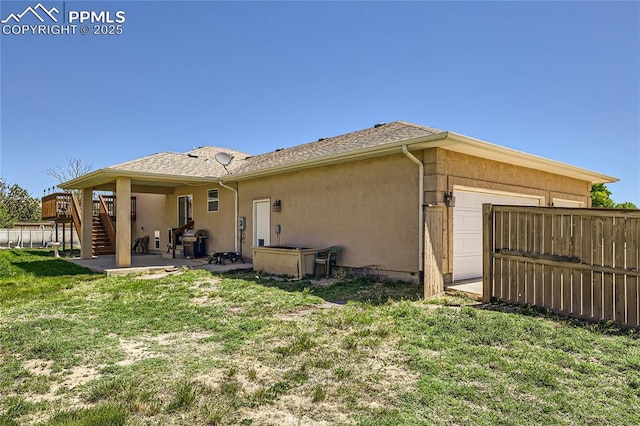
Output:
231 121 443 175
105 121 444 179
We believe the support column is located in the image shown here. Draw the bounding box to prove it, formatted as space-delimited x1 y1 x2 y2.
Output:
81 188 94 259
115 177 132 268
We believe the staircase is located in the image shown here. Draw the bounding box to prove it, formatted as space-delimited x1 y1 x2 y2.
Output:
42 193 134 257
92 215 115 255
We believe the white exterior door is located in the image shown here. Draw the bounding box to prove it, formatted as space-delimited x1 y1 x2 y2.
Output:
253 199 271 247
453 188 542 281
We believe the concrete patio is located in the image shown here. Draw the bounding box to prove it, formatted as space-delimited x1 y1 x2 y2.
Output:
445 279 483 300
66 253 252 276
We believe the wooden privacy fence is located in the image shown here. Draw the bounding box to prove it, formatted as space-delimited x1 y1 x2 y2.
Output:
483 204 640 327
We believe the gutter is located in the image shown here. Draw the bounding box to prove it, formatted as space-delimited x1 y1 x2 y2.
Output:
402 145 424 285
445 132 618 184
218 180 239 253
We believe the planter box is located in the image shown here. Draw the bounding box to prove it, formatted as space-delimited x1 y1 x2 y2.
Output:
252 246 321 279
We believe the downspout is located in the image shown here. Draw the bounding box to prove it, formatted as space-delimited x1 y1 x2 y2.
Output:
402 145 424 285
219 180 239 253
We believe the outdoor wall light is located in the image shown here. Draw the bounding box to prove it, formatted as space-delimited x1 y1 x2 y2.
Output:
444 192 456 207
272 199 282 212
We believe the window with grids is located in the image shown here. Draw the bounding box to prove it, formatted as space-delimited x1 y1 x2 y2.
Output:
207 189 219 212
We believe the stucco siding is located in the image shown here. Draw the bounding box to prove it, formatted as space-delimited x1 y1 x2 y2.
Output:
164 184 237 254
132 193 167 251
238 153 421 275
429 148 590 205
423 148 592 281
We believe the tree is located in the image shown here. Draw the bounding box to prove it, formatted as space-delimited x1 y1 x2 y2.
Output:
46 158 93 202
591 183 637 209
590 184 614 208
46 158 93 186
615 201 638 209
0 179 41 227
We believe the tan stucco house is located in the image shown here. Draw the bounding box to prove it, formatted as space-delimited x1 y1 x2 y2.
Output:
60 121 617 289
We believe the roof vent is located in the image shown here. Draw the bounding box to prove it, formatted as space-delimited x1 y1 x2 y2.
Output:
275 148 284 152
187 153 199 158
374 122 386 128
318 137 327 141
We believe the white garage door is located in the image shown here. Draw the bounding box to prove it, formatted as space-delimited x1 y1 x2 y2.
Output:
552 198 585 208
453 189 541 281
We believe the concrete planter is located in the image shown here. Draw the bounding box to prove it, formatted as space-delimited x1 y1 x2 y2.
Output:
252 246 321 279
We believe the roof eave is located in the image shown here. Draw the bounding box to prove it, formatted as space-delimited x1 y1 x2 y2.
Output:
443 132 618 184
60 168 220 191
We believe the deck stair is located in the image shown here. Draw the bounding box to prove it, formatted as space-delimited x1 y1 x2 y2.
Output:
92 215 115 255
41 193 135 256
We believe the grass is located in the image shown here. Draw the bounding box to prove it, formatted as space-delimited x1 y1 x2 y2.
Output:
1 249 639 425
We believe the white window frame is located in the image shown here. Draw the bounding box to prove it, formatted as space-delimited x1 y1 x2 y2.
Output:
207 189 219 213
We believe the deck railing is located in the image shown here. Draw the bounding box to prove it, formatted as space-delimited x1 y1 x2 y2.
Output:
42 193 136 221
41 193 73 220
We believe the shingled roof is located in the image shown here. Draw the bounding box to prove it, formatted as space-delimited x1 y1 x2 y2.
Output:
60 120 617 190
231 121 443 175
104 121 444 178
108 146 251 178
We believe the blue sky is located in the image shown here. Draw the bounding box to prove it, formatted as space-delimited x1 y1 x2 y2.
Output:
1 0 638 205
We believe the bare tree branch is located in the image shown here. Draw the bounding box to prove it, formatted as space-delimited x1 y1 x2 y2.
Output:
47 158 93 185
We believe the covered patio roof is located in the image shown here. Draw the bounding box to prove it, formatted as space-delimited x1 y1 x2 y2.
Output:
60 169 218 194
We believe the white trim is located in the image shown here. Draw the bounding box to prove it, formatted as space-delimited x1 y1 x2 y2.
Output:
453 185 545 205
552 198 586 208
252 198 271 247
444 132 617 185
206 188 219 213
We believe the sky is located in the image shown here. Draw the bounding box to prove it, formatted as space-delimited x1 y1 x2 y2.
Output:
1 0 639 205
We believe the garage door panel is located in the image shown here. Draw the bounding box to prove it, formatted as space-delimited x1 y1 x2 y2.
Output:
454 209 480 232
453 189 540 281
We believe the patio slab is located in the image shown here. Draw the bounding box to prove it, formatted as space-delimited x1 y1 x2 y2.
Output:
66 253 252 276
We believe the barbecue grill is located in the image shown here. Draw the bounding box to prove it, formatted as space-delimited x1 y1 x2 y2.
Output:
182 229 208 258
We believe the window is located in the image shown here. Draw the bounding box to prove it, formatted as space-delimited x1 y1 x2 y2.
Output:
207 189 219 212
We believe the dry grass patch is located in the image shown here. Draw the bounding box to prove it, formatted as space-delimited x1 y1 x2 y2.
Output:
2 251 639 425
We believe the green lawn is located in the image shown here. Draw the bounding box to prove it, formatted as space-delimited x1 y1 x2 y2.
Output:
1 249 639 425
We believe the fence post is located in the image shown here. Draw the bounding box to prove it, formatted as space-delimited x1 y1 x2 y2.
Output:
424 206 445 298
482 203 493 303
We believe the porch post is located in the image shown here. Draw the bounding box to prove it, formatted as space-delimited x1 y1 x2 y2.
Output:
81 188 94 259
115 177 132 268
